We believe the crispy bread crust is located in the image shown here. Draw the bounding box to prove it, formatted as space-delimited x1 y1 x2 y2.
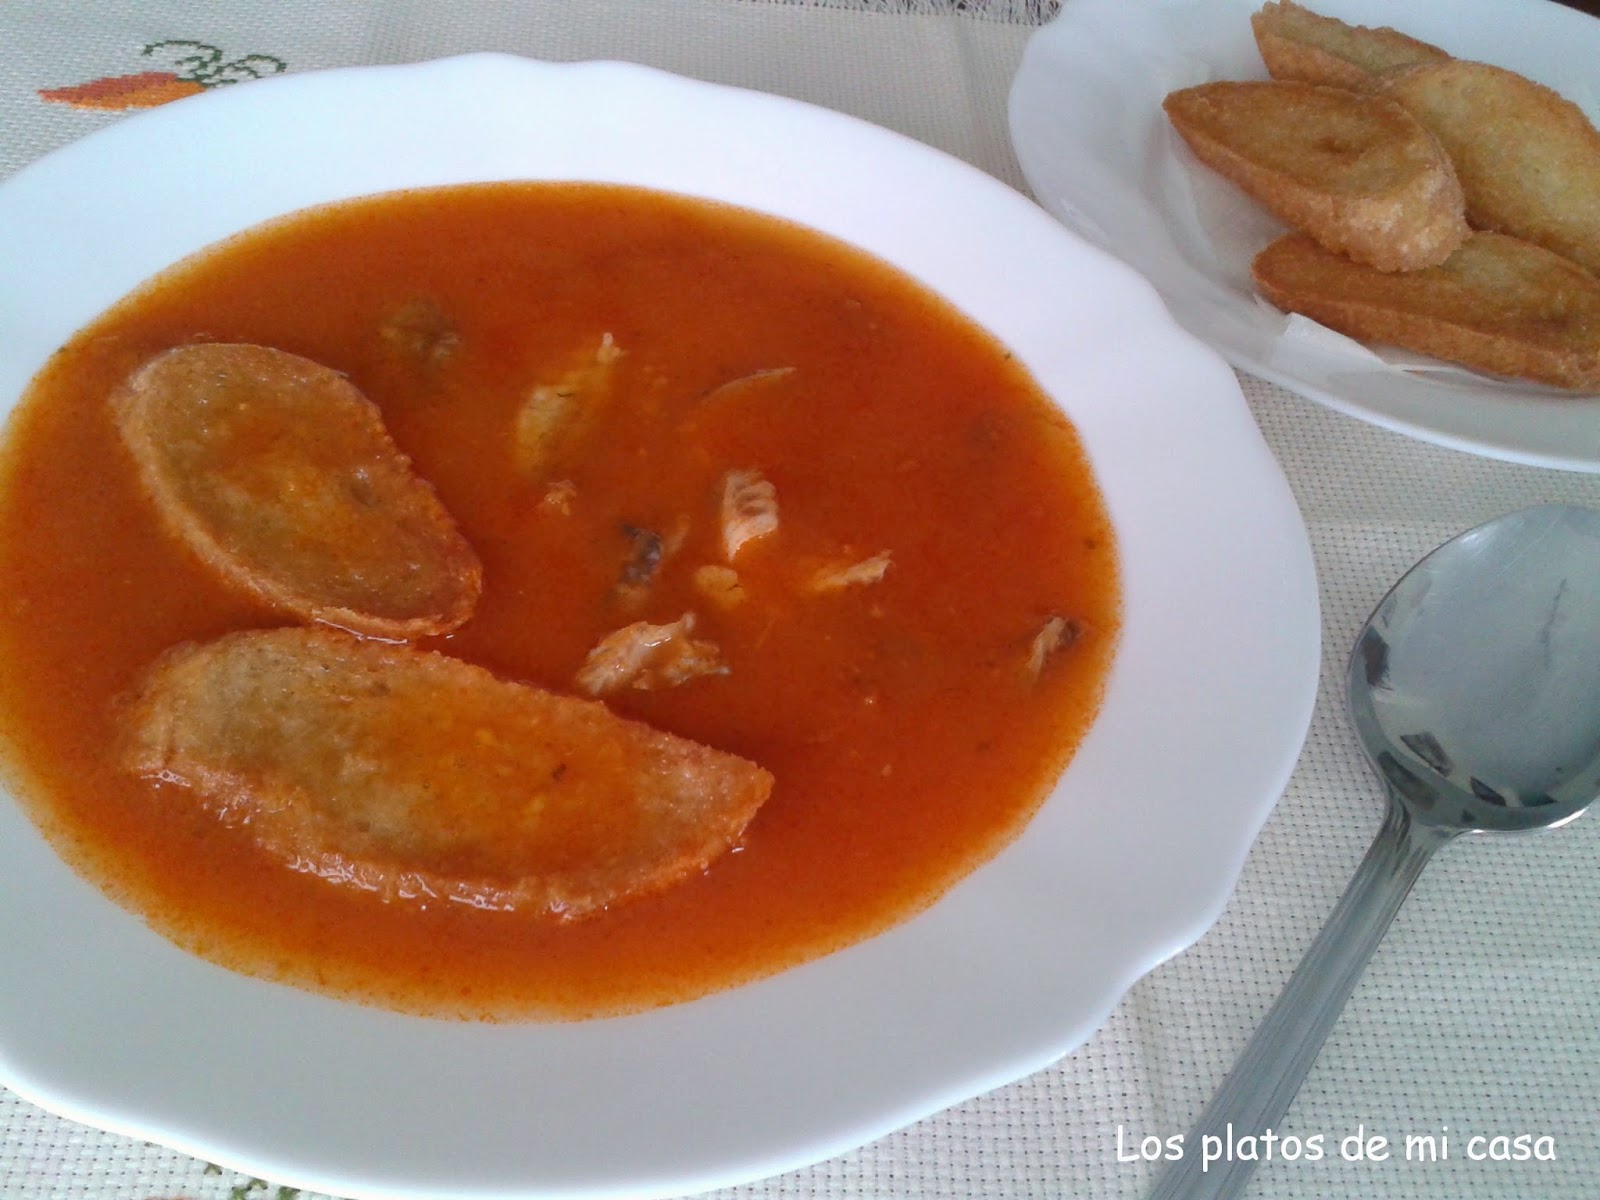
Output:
1251 1 1448 92
119 627 774 919
1164 81 1467 271
112 343 482 639
1384 59 1600 277
1252 231 1600 390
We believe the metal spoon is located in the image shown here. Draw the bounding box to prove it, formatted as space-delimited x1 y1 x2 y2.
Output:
1148 503 1600 1200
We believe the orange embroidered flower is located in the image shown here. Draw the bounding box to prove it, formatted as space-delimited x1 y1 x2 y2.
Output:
39 40 286 110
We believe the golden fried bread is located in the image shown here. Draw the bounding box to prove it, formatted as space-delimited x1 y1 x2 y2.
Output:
1164 81 1467 271
1384 59 1600 277
1253 231 1600 390
119 627 774 919
112 343 481 639
1251 1 1448 93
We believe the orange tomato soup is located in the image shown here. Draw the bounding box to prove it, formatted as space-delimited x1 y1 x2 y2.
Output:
0 183 1118 1019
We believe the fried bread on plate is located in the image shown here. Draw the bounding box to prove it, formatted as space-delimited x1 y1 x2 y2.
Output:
1251 0 1448 93
1385 58 1600 278
1253 230 1600 391
1164 80 1467 272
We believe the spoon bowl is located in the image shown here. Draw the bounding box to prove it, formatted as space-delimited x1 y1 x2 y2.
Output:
1149 503 1600 1200
1352 503 1600 838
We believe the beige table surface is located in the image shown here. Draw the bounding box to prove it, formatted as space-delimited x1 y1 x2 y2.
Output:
4 2 1600 1198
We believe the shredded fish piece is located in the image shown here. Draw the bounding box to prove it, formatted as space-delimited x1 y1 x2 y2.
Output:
575 612 728 696
810 550 892 594
721 468 779 560
693 564 747 609
593 331 622 366
1024 615 1080 682
539 480 577 515
701 366 796 404
378 298 459 367
514 334 623 479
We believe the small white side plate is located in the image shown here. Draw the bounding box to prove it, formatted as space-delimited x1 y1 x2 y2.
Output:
1009 0 1600 471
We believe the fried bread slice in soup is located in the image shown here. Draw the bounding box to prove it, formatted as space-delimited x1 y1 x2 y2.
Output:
1163 81 1467 271
1384 59 1600 278
119 627 774 919
1250 1 1448 93
111 343 482 638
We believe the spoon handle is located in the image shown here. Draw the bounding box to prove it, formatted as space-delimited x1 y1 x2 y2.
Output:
1146 798 1447 1200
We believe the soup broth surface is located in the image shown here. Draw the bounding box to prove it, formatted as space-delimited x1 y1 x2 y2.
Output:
0 183 1119 1019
